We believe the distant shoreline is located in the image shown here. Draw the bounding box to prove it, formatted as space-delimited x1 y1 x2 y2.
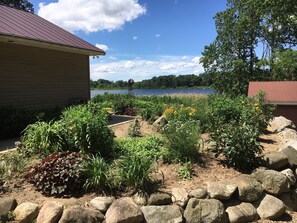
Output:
91 86 211 90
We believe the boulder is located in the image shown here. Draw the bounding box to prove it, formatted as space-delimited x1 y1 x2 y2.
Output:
0 197 17 219
133 192 147 206
283 140 297 151
90 196 115 213
59 206 104 223
105 197 144 223
189 188 207 199
152 115 167 131
268 116 296 133
14 202 39 223
148 192 172 205
256 194 286 220
252 168 290 195
141 205 183 223
184 198 228 223
281 168 296 185
37 201 63 223
232 174 263 202
279 189 297 211
263 152 289 170
279 128 297 142
226 202 258 223
171 187 189 207
207 181 237 200
280 145 297 166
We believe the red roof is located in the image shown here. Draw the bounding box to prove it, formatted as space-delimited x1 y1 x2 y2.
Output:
0 4 105 56
248 81 297 104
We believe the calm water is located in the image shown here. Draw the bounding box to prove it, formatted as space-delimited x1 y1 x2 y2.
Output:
91 88 215 98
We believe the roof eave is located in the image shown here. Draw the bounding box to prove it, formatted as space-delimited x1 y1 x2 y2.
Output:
0 34 105 56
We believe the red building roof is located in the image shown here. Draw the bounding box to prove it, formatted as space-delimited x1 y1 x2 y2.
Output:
0 4 105 56
248 81 297 104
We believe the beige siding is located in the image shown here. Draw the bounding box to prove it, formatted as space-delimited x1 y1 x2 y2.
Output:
0 42 90 110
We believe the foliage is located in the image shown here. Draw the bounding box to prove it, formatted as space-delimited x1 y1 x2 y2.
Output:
208 93 274 169
21 121 66 156
60 102 115 157
21 102 115 157
0 0 34 13
210 122 263 170
0 150 29 180
201 0 297 96
116 135 166 160
207 93 275 134
272 49 297 80
116 153 155 191
128 119 141 137
177 161 193 180
24 152 85 197
83 155 109 191
162 120 201 162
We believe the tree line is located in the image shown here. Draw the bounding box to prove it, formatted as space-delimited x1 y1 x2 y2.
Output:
90 74 212 90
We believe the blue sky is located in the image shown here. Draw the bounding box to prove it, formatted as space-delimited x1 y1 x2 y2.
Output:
30 0 227 81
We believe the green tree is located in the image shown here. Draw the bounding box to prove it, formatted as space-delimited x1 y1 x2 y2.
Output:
0 0 34 13
201 0 297 96
272 49 297 80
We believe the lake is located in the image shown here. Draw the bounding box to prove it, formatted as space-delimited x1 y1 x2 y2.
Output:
91 88 215 98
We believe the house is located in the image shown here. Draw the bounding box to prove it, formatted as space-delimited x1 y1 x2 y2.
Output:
248 81 297 125
0 4 105 110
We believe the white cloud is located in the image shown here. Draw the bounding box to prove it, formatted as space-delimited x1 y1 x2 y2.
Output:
90 55 204 81
192 56 200 63
133 36 138 40
38 0 146 33
155 34 161 38
95 44 109 51
109 56 117 60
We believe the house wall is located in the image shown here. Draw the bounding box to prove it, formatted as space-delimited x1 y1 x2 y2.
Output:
274 105 297 126
0 42 90 110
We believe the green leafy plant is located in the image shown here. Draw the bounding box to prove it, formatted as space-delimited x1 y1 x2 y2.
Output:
83 155 110 191
210 121 263 170
21 120 66 156
162 120 201 162
177 161 193 180
61 102 115 156
117 153 155 191
24 152 85 197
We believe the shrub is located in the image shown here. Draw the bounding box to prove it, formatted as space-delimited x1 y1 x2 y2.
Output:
24 152 85 197
210 121 263 170
162 120 201 162
117 153 155 191
83 155 110 191
61 102 115 157
21 121 66 156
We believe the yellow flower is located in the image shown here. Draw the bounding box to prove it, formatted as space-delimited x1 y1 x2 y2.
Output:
254 103 259 107
241 101 245 104
247 103 250 106
174 111 178 116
